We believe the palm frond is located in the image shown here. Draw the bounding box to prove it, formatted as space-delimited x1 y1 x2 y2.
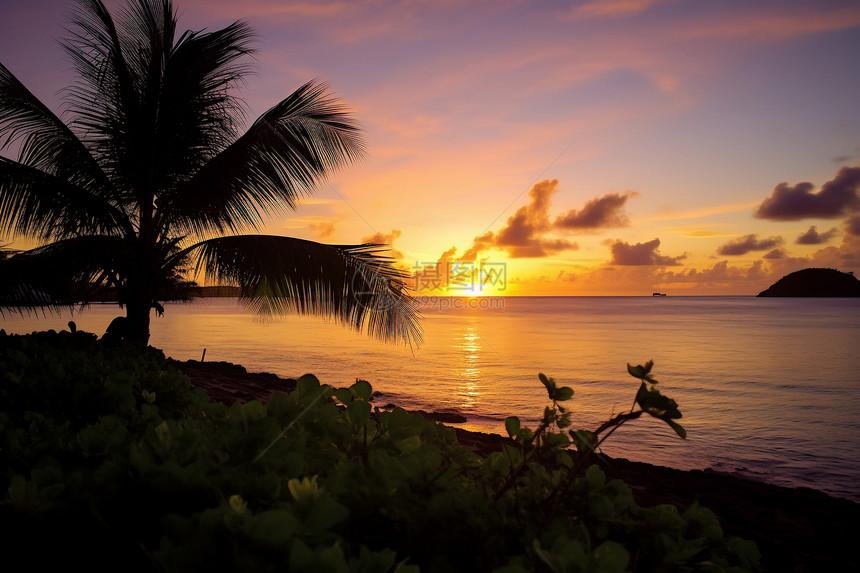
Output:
0 62 109 193
62 0 140 196
0 157 127 240
163 80 366 237
63 0 255 206
147 17 256 200
181 235 422 347
0 236 127 313
155 14 255 165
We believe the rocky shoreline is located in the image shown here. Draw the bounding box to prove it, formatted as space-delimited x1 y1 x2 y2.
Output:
174 359 858 572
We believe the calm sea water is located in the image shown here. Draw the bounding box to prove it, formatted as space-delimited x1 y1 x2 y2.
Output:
3 296 859 501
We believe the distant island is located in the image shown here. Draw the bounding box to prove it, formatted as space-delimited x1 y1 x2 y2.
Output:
757 268 860 297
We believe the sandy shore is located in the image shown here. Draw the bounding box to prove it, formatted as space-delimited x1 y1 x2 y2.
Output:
174 359 858 572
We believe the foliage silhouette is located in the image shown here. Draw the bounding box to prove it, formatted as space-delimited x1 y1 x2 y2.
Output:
0 0 421 346
1 332 760 572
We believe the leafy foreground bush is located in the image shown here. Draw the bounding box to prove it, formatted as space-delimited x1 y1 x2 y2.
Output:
0 330 760 572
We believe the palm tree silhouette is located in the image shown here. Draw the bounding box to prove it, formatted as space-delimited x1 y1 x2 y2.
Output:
0 0 421 347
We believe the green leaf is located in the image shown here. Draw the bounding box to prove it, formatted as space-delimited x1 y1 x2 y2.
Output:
355 546 397 572
297 374 321 398
481 451 508 476
539 372 556 397
557 412 572 429
664 419 687 439
7 474 34 507
627 360 654 380
570 429 597 452
635 382 649 409
247 510 298 548
346 400 371 427
317 544 349 573
544 432 570 449
586 464 606 490
553 386 574 401
333 388 353 405
350 379 373 401
395 435 422 454
593 540 630 573
725 537 762 569
393 561 422 573
242 400 267 422
505 416 521 439
305 496 350 531
266 391 292 416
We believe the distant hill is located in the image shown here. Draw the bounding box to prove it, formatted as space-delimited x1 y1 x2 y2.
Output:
192 286 241 298
757 268 860 297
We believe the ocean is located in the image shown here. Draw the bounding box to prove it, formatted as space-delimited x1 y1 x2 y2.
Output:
3 296 859 501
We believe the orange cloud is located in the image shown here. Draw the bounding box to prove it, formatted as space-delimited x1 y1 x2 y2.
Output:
192 1 356 21
567 0 676 20
648 202 761 221
455 180 578 260
678 6 860 40
672 228 734 238
310 220 337 239
609 238 685 266
360 229 404 260
495 179 559 248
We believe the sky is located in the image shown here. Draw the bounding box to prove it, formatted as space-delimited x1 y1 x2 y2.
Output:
1 0 860 296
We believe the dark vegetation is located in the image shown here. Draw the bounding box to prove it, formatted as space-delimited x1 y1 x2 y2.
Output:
757 268 860 297
1 330 764 572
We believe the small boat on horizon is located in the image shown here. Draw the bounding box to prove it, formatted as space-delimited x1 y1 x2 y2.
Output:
652 292 667 296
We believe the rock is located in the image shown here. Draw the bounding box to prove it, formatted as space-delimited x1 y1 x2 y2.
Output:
417 410 467 423
173 359 297 404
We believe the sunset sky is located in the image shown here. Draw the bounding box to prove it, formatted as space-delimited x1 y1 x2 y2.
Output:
2 0 859 295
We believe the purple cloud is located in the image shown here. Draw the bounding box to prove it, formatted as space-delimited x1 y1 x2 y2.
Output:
554 191 638 230
762 249 786 260
754 166 860 221
717 234 783 256
796 225 839 245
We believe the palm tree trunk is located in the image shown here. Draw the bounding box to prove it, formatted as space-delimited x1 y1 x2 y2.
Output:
125 298 151 345
125 285 152 345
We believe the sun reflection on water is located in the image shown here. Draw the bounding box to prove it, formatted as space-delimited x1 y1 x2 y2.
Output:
454 324 482 409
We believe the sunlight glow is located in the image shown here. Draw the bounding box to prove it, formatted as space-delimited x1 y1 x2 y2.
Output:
454 324 483 409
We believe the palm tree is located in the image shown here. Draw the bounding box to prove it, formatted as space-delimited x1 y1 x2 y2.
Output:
0 0 421 347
